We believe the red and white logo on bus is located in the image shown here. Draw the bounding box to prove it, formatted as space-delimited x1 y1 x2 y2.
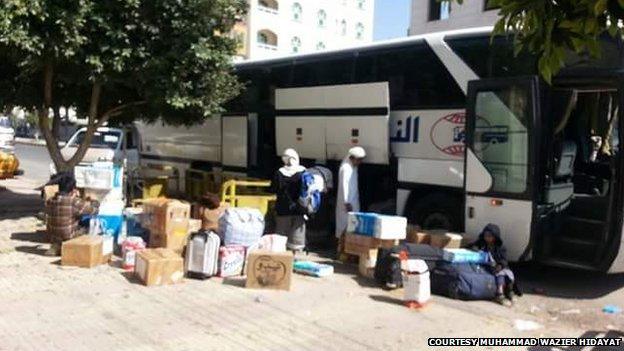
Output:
430 113 466 157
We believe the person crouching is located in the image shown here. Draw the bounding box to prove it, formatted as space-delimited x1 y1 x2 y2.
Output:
271 148 307 253
471 223 519 306
45 171 99 256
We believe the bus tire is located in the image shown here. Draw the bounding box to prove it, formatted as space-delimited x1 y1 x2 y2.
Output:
408 193 461 232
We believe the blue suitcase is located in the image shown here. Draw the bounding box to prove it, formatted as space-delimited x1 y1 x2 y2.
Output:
431 262 497 300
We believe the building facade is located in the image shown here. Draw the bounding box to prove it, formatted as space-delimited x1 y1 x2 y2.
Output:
409 0 498 35
234 0 375 60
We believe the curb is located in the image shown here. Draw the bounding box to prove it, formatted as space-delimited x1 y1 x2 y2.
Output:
15 138 65 147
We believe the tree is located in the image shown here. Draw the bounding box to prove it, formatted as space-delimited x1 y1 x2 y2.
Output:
0 0 246 172
483 0 624 83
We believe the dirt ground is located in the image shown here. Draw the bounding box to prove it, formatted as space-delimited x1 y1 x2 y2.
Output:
1 175 623 351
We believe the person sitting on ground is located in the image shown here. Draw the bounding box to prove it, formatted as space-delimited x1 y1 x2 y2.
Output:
270 148 307 253
44 171 99 256
470 223 518 306
199 192 227 233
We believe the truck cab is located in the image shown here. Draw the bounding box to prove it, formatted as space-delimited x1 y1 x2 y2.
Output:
50 126 140 175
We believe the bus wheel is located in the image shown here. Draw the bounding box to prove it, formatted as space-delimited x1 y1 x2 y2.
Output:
409 194 460 231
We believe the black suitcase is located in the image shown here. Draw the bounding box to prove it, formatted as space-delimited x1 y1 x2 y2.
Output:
430 262 497 300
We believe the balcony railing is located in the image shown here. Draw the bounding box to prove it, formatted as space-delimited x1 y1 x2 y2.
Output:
258 6 278 15
257 43 278 51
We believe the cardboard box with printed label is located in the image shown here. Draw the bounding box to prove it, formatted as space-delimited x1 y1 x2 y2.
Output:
61 235 105 268
134 248 184 286
344 232 397 256
245 250 293 291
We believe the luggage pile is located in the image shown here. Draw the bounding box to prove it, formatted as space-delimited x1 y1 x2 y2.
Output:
371 225 497 301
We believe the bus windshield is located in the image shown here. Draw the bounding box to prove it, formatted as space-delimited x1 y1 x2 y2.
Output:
68 130 121 150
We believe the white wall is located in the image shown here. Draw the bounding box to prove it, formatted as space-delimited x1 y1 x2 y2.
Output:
247 0 375 59
409 0 498 35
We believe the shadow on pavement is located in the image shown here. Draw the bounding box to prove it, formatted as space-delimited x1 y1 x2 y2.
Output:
14 244 49 256
527 329 624 351
513 263 624 300
120 271 144 285
11 230 48 244
0 184 42 220
369 294 404 307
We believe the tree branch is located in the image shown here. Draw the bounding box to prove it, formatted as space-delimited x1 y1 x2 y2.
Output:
96 100 147 128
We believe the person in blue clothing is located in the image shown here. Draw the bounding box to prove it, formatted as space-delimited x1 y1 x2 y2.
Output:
471 223 520 306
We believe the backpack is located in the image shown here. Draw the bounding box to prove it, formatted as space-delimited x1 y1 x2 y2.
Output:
298 171 322 215
308 166 333 191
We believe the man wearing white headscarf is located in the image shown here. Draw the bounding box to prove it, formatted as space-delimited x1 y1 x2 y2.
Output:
271 148 307 252
335 146 366 247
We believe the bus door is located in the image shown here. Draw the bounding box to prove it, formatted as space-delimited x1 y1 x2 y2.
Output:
464 76 541 261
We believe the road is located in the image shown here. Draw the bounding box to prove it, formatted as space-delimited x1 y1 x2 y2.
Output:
14 143 51 186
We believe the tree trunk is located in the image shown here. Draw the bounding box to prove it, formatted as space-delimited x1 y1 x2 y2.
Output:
39 64 68 173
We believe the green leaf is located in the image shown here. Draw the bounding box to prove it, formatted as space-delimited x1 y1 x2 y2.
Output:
594 0 607 15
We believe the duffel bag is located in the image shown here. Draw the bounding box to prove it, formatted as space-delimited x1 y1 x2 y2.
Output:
430 262 497 300
218 207 265 247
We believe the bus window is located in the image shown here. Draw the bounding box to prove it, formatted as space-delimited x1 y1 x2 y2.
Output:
376 42 465 109
473 85 530 194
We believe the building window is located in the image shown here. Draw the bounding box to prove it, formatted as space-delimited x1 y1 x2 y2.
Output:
355 23 364 39
316 42 326 50
357 0 365 10
291 36 301 53
340 19 347 36
292 2 302 21
257 29 278 46
258 0 278 10
318 9 327 27
429 0 451 21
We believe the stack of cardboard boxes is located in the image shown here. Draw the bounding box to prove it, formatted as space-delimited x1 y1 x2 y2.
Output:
142 198 191 254
345 212 408 279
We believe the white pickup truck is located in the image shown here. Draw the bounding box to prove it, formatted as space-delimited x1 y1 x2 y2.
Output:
50 126 140 175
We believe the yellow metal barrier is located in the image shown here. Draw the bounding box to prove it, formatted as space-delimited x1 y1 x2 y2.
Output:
220 179 276 216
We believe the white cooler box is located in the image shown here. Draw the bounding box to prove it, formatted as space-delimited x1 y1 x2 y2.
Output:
347 212 407 240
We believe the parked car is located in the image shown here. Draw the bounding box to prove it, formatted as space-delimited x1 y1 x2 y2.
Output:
0 117 15 151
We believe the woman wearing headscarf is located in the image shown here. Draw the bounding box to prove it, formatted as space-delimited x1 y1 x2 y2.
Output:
270 148 307 252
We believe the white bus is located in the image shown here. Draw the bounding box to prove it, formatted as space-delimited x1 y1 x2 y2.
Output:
138 27 624 272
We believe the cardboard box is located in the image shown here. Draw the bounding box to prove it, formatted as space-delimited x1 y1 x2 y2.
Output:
406 225 431 244
358 249 377 279
143 199 191 253
61 235 105 268
134 248 184 286
189 219 202 234
344 232 397 256
429 231 463 249
461 234 478 248
142 198 190 237
245 250 293 291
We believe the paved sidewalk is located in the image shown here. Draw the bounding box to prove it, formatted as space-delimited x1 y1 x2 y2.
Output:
0 176 622 350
